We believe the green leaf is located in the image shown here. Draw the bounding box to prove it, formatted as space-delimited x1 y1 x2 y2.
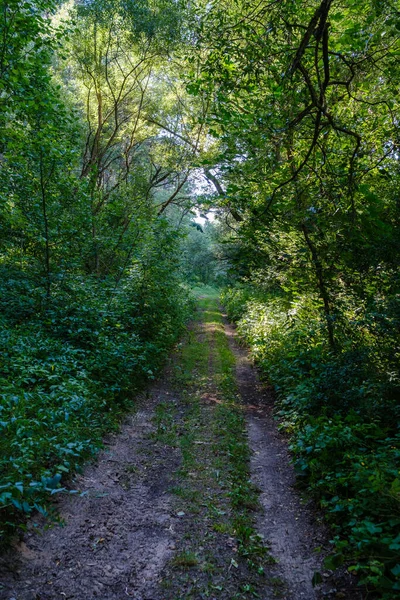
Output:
324 554 344 570
391 564 400 577
312 571 323 587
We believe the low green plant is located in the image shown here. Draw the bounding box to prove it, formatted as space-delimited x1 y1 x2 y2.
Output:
0 248 193 543
172 551 199 568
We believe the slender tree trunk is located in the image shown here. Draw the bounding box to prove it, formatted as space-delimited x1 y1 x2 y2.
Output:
91 211 100 275
39 149 51 299
285 131 337 352
301 223 336 351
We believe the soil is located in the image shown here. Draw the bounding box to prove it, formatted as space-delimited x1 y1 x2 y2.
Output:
0 381 182 600
223 317 364 600
0 302 365 600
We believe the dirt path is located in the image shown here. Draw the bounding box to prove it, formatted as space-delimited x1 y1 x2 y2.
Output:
224 319 323 599
0 381 182 600
223 316 364 600
0 295 361 600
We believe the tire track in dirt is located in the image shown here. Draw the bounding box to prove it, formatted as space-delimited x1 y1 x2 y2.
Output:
223 318 322 599
223 316 364 600
0 381 182 600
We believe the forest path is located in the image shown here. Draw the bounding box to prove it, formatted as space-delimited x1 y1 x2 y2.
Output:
0 293 355 600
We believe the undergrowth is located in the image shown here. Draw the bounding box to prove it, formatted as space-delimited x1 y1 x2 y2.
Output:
221 285 400 599
0 261 193 543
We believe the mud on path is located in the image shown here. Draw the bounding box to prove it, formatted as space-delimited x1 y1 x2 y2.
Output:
0 295 362 600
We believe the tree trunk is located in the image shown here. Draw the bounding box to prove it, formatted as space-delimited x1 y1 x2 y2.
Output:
301 223 336 351
39 149 51 299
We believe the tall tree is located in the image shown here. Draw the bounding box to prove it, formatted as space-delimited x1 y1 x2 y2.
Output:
188 0 400 350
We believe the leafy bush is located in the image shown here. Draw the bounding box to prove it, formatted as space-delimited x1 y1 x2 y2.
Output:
222 285 400 598
0 240 193 542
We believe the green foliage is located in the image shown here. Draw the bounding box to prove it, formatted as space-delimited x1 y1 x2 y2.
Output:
0 0 195 537
189 4 400 593
77 0 186 49
0 244 192 540
293 418 400 589
180 219 228 286
2 3 400 598
222 285 400 597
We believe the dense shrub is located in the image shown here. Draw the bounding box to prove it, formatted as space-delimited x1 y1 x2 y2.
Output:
0 252 193 542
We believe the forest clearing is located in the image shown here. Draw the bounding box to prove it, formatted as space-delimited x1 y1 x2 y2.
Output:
1 0 400 598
